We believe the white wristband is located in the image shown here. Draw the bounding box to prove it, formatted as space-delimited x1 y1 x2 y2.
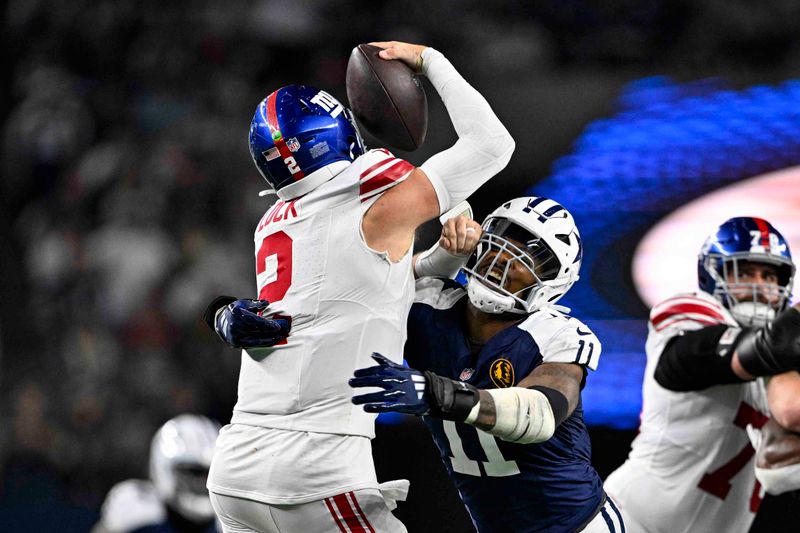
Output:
414 243 469 279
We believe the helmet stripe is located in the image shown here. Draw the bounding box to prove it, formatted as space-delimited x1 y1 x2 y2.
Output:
522 197 548 213
266 89 305 181
538 204 565 222
752 217 771 251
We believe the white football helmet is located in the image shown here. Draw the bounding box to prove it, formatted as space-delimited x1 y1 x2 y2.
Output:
149 414 220 523
465 196 583 314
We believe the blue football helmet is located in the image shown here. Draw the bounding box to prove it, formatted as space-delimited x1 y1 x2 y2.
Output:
698 216 795 327
249 85 366 200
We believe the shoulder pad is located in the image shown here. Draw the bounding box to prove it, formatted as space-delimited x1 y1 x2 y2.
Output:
357 149 414 204
517 309 601 370
414 277 466 309
99 479 166 532
650 292 736 333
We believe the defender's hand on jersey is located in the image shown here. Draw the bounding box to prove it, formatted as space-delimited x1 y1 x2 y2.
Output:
350 353 429 415
211 298 290 348
369 41 427 72
440 215 481 256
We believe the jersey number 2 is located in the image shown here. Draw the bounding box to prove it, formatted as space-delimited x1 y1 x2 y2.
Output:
442 421 520 477
256 231 293 302
697 402 768 512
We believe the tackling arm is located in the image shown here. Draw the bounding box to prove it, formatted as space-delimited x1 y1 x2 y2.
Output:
413 202 481 279
463 363 580 444
350 355 579 445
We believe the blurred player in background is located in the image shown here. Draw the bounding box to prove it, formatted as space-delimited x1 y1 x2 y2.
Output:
605 216 800 532
203 41 514 532
351 197 625 532
93 414 221 533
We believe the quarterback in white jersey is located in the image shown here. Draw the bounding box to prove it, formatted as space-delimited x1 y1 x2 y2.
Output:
605 216 800 533
204 41 514 532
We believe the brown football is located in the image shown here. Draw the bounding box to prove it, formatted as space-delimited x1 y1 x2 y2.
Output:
346 44 428 151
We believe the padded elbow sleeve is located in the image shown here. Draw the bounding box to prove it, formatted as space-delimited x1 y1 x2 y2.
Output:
485 387 566 444
654 325 747 391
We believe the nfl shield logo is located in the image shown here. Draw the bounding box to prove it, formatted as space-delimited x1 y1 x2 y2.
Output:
286 137 301 152
459 368 475 381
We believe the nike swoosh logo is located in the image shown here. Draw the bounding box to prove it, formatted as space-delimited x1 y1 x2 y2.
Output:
577 328 592 336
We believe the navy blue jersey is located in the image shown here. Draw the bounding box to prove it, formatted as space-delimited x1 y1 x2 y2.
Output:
406 278 604 533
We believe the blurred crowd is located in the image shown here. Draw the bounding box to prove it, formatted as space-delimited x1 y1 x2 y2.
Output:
3 0 800 515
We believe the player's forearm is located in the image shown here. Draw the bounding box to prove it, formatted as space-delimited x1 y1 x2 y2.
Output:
471 390 497 431
654 325 748 391
425 371 569 444
418 48 514 213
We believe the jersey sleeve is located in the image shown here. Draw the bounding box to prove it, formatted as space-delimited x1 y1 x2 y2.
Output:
518 312 601 371
543 320 602 371
649 293 733 336
97 479 166 533
357 149 415 208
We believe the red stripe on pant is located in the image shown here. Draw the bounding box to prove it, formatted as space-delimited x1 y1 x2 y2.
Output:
324 497 348 532
347 492 376 533
332 492 369 533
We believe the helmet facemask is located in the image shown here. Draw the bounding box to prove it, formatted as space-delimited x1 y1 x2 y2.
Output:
465 219 563 314
704 253 794 327
169 462 214 522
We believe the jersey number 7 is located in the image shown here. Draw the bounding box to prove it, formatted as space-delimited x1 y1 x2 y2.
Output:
697 402 768 512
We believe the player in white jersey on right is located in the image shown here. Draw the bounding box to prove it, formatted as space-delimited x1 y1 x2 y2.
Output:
605 216 800 532
202 41 514 532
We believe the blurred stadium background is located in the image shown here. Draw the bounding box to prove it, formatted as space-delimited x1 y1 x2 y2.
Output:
2 1 799 531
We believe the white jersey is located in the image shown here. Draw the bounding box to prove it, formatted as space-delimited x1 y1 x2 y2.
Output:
604 292 770 533
209 149 416 504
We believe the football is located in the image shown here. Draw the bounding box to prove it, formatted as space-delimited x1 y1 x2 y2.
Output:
346 44 428 151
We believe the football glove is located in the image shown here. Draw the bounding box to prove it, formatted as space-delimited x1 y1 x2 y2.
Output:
203 296 290 348
349 353 430 415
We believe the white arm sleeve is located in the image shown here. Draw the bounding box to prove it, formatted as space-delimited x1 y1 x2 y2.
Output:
418 48 515 214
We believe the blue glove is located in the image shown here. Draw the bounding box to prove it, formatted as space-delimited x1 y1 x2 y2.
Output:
207 297 290 348
349 353 430 415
